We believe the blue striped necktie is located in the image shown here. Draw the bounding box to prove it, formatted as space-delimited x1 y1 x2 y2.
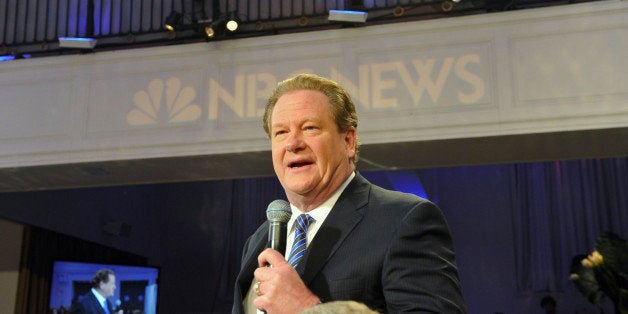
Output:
288 214 314 268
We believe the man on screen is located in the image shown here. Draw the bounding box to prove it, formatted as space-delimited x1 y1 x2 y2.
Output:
232 73 465 313
70 269 121 314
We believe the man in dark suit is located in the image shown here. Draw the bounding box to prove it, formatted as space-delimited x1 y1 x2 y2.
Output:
233 73 465 313
71 269 119 314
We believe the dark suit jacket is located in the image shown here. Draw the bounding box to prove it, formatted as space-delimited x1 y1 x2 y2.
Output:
232 173 466 313
70 290 112 314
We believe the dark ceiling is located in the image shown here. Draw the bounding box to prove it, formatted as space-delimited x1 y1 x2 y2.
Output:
0 0 601 59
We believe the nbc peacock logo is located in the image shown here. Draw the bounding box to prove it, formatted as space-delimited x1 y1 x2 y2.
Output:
126 77 202 125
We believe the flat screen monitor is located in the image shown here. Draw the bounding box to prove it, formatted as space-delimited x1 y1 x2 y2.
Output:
49 260 159 314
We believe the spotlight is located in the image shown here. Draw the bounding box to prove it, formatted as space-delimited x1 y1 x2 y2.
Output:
226 20 238 32
164 11 183 31
204 25 215 38
328 10 368 23
197 18 223 39
225 13 239 32
58 37 98 49
441 1 454 11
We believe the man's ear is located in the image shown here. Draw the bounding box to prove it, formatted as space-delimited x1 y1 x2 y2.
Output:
344 127 357 158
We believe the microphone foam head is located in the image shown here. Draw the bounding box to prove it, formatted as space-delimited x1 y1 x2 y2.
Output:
266 199 292 223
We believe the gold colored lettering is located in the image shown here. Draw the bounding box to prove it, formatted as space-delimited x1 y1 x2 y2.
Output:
412 57 454 104
330 65 370 109
371 62 398 109
455 54 485 104
247 73 276 118
209 75 246 120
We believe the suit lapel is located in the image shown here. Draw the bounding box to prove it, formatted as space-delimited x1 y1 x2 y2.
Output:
300 174 370 284
236 224 269 299
88 293 107 314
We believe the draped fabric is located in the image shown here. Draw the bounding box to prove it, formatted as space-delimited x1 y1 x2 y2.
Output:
15 226 146 314
206 177 286 313
511 158 628 292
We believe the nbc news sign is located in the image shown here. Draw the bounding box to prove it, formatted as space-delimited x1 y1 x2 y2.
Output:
86 43 491 133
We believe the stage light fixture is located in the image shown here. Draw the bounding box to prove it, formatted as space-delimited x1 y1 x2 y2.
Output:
58 37 98 49
197 18 223 39
225 13 239 32
204 25 215 38
226 20 238 31
328 10 368 23
441 1 454 11
164 11 183 31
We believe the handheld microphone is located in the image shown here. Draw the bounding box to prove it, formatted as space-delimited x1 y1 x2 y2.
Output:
114 299 122 313
266 199 292 255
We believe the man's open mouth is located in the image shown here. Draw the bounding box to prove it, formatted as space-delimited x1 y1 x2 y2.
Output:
289 161 312 168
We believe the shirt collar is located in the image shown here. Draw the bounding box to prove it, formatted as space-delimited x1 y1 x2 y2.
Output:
91 288 107 307
288 171 355 228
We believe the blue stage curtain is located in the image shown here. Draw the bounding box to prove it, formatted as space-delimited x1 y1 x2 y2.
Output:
511 157 628 292
204 177 286 313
